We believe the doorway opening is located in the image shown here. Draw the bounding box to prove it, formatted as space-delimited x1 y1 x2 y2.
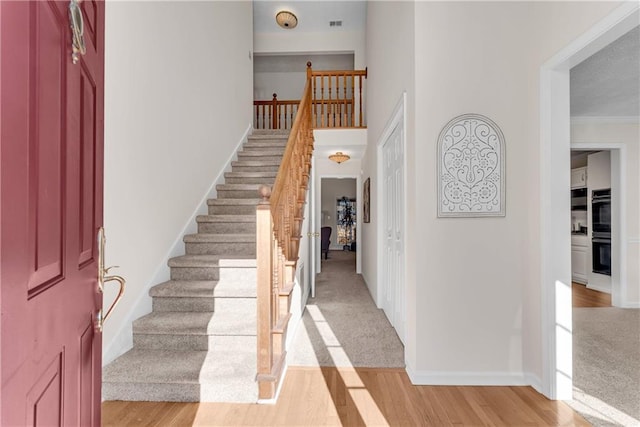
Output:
540 2 638 402
320 178 358 271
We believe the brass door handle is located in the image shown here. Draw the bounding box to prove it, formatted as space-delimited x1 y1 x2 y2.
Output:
68 0 86 64
96 227 126 332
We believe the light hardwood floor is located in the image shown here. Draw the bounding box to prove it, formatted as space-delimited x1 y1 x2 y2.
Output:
103 280 606 426
572 282 611 307
103 367 589 426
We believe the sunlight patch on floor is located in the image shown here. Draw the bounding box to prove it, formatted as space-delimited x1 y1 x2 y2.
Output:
305 304 389 424
569 387 639 427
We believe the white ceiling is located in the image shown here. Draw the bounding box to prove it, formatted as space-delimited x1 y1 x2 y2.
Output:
570 26 640 117
253 0 366 34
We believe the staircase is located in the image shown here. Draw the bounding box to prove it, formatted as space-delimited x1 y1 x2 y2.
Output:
102 130 288 402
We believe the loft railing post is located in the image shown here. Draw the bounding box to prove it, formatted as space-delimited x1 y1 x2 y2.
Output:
271 93 278 130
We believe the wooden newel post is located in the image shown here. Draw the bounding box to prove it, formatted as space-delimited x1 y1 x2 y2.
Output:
271 93 278 130
256 185 273 392
306 61 312 78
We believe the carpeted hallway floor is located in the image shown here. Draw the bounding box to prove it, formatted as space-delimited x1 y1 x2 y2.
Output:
289 250 405 368
569 307 640 427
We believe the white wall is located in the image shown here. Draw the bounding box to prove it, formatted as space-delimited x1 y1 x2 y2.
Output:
367 0 620 388
321 178 357 250
573 120 640 305
254 31 366 70
254 53 354 100
103 1 253 364
364 0 416 370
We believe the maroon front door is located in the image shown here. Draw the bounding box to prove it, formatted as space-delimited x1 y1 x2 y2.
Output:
1 1 105 425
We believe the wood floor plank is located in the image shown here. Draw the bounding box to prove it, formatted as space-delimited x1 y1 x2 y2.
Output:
103 366 590 426
572 282 611 307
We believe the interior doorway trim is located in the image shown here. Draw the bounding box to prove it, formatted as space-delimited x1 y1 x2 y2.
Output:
316 175 362 276
539 2 639 400
571 142 628 308
376 92 407 340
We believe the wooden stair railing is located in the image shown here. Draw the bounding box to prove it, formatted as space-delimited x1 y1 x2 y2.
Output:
307 61 367 128
254 93 300 130
253 61 367 130
255 78 314 400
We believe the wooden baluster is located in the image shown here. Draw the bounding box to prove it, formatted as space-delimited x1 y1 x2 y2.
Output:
343 73 348 127
350 74 355 127
321 75 325 128
358 74 363 127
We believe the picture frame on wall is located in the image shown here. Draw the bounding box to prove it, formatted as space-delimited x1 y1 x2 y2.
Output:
363 177 371 223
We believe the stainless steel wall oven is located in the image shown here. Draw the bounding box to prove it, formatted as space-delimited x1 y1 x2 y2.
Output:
591 189 611 276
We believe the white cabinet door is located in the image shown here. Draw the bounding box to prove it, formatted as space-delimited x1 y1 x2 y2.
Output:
571 167 587 189
571 245 588 284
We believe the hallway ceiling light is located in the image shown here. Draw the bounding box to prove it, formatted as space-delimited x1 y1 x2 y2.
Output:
329 152 350 164
276 11 297 29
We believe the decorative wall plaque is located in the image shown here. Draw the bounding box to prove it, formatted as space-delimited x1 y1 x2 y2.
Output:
437 114 505 217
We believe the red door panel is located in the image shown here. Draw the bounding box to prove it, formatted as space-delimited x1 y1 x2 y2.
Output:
1 1 105 426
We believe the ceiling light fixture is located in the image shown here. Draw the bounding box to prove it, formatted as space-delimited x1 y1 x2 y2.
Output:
329 152 350 164
276 11 298 29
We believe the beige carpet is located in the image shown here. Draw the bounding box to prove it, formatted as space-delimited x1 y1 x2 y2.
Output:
569 307 640 426
289 250 405 368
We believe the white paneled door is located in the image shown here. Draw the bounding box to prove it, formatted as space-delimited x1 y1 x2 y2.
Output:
382 122 406 344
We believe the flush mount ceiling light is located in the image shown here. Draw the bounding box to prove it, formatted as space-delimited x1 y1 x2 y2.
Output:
329 152 350 164
276 10 298 29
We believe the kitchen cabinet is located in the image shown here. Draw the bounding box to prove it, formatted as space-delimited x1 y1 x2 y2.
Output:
571 234 588 284
571 167 587 189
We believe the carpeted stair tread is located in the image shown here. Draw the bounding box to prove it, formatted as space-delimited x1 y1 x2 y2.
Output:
231 159 281 166
196 214 255 223
183 233 256 243
248 131 289 137
102 343 258 402
216 184 264 191
207 198 260 206
243 141 287 148
168 254 256 268
150 280 256 298
238 149 284 157
133 310 256 336
224 171 277 178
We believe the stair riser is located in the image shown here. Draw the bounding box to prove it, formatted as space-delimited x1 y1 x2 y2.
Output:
232 165 280 173
185 242 256 256
217 190 264 199
224 177 276 185
208 204 257 215
198 222 256 234
171 266 256 282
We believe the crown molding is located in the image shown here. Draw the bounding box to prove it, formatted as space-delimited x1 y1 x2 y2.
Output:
571 116 640 124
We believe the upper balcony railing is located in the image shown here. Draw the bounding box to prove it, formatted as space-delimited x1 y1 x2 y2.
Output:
254 61 367 130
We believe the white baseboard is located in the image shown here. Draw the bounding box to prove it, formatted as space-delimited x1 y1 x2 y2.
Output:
587 283 611 294
622 301 640 308
257 361 289 405
406 365 530 386
525 373 543 394
103 124 253 366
